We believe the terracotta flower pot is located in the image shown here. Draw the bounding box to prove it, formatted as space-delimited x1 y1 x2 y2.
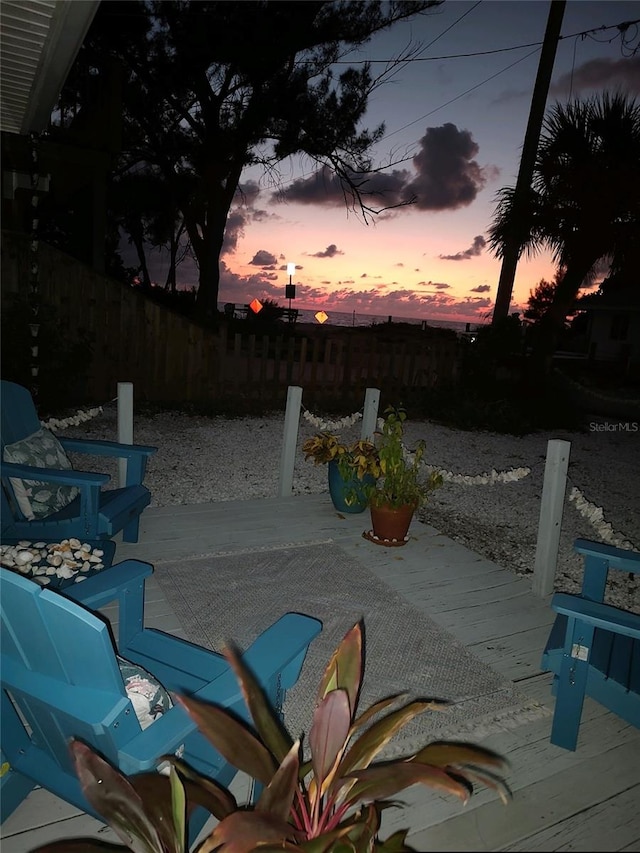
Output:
368 503 416 546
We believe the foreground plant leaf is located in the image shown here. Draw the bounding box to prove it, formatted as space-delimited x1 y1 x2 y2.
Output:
309 689 352 794
346 761 472 804
256 739 300 821
350 693 412 733
157 756 238 819
339 699 444 776
222 641 293 763
411 741 507 770
374 828 415 853
32 843 129 853
198 809 301 853
70 740 168 853
168 768 186 853
316 622 363 712
176 694 276 785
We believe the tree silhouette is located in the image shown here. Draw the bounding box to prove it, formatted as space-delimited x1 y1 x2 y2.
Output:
523 269 573 326
59 0 443 320
488 92 640 374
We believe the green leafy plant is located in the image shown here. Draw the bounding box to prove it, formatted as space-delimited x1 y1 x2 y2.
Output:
367 407 442 510
302 433 381 481
34 621 510 853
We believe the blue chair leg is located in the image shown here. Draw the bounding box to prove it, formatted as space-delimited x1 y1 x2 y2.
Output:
122 516 141 543
550 620 594 751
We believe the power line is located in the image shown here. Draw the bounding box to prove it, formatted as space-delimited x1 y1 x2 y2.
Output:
329 20 640 65
383 46 541 145
276 16 638 186
408 0 483 60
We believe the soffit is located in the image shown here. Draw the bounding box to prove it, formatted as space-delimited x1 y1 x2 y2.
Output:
0 0 99 135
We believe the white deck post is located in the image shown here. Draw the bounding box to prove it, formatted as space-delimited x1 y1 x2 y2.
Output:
532 439 571 598
117 382 134 488
360 388 380 440
278 385 303 497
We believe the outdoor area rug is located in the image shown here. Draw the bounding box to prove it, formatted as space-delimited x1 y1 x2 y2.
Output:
153 542 549 756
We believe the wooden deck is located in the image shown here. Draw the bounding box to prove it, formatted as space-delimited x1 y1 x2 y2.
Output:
2 495 639 851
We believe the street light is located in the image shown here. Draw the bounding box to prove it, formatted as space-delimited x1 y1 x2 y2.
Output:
285 262 296 320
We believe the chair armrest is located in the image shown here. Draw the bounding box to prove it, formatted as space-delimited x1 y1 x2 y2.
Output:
552 592 640 641
241 612 323 689
59 438 158 459
1 460 110 487
59 439 157 488
65 559 154 610
117 695 209 772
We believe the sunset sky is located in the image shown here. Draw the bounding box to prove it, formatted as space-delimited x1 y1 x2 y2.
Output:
156 0 640 325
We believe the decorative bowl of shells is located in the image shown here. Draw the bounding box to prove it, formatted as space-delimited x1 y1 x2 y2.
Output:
0 538 116 590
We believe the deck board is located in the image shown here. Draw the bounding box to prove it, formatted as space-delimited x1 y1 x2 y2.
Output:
2 494 639 852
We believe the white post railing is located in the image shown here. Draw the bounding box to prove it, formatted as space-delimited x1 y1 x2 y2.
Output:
360 388 380 441
532 439 571 598
278 386 380 496
117 382 134 488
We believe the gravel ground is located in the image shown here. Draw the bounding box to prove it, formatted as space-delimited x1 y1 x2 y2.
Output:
63 404 640 613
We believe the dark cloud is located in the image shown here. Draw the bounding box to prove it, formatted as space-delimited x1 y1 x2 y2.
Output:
439 235 486 261
312 244 343 258
405 125 491 210
221 210 247 255
234 180 261 206
275 166 411 208
470 284 491 293
550 57 640 97
417 280 450 290
251 209 275 222
249 250 278 267
274 124 495 213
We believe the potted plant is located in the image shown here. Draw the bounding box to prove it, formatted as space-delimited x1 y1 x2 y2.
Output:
364 406 443 546
302 432 381 513
36 621 510 853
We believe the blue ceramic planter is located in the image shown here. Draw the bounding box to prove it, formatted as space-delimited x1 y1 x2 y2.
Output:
327 459 375 514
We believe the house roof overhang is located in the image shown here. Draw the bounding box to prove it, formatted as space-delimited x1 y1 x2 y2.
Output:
0 0 100 136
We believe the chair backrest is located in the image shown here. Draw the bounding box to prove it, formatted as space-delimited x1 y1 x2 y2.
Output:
1 380 42 450
1 381 42 533
1 570 142 776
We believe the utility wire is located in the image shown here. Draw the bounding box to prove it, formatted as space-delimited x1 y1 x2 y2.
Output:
329 19 640 64
383 46 541 144
408 0 483 60
273 16 638 187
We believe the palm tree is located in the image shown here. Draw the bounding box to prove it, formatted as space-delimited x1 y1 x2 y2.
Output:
488 92 640 373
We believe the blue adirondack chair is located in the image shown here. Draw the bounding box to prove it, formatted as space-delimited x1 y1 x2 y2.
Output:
541 538 640 751
1 380 157 542
0 562 322 847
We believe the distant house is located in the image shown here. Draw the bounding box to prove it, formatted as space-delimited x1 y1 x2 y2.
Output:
575 287 640 370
